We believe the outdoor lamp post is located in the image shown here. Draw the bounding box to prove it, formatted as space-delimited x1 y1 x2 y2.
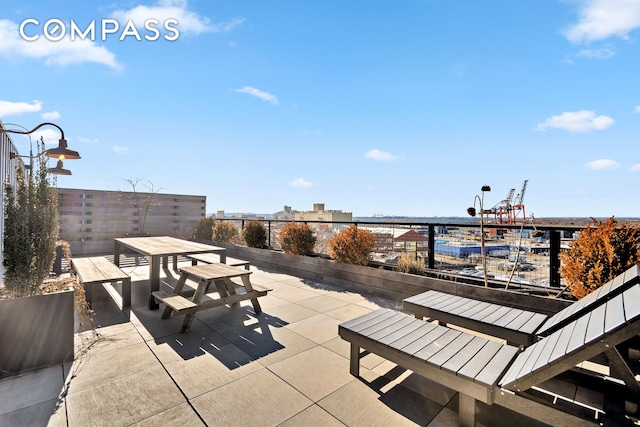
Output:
467 185 491 287
2 122 80 175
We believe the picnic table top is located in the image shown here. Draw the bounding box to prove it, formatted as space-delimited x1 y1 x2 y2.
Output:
114 236 226 257
179 263 252 281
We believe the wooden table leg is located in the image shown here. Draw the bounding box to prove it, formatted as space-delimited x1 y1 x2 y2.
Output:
149 255 161 310
114 242 121 266
181 278 209 333
162 271 189 319
241 275 262 314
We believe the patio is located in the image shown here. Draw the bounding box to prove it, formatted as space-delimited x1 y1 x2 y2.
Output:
0 256 548 426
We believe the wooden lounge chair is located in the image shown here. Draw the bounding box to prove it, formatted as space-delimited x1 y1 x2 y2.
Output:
339 278 640 426
403 265 640 346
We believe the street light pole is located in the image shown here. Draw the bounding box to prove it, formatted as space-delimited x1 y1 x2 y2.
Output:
468 185 491 287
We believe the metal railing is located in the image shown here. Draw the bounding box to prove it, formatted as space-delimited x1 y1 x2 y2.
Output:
215 218 584 288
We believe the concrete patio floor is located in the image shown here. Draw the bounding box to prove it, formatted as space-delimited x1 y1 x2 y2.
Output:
0 257 540 426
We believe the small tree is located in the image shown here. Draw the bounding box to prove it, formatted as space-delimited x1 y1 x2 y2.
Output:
278 222 316 255
329 226 375 265
3 141 59 297
112 177 163 235
212 221 239 243
193 216 215 240
243 220 267 248
560 217 640 299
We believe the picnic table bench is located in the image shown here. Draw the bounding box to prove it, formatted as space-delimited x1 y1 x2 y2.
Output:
71 256 131 310
152 263 270 333
187 253 250 270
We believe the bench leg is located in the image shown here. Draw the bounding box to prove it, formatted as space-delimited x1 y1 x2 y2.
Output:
122 278 131 308
458 394 476 427
181 278 208 333
349 343 361 377
240 275 262 314
84 282 92 308
162 272 189 319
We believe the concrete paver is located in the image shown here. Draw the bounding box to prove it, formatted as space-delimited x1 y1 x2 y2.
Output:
0 263 463 427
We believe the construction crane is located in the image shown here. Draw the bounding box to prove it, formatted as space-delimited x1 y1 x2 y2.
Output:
509 180 528 224
490 187 515 224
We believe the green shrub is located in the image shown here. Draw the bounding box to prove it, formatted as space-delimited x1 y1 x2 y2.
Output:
193 216 215 240
559 217 640 299
329 226 375 265
243 220 267 248
212 221 239 243
3 142 59 297
278 222 316 255
396 252 425 275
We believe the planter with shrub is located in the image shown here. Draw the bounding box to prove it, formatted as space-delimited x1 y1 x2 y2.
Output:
278 222 316 255
243 220 267 248
1 142 76 376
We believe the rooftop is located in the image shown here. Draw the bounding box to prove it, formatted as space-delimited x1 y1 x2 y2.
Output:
0 257 564 426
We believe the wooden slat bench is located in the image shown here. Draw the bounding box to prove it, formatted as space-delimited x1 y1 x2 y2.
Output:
187 253 250 270
339 308 519 427
342 279 640 426
403 290 547 346
403 265 640 346
71 256 132 310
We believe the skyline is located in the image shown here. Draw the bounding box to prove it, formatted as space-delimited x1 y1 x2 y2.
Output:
1 1 639 218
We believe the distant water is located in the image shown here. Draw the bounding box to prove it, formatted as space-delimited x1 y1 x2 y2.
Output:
354 216 473 223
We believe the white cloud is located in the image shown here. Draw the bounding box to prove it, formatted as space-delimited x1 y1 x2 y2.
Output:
112 0 243 35
575 45 616 59
535 110 614 132
41 111 60 120
113 146 129 154
289 178 313 188
635 106 640 113
365 149 399 162
564 0 640 43
0 99 42 117
0 19 120 69
585 159 620 170
78 137 98 143
233 86 279 105
631 164 640 172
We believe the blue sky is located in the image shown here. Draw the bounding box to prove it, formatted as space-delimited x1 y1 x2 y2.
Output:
1 0 639 218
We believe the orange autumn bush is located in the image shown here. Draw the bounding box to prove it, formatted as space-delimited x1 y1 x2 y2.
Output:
559 217 640 299
278 222 316 255
212 221 239 243
329 226 375 265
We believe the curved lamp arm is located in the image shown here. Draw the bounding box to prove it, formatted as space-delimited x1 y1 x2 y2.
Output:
0 122 80 160
0 122 65 140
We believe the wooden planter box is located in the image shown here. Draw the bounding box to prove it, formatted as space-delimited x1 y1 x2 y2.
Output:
0 289 75 377
210 242 572 316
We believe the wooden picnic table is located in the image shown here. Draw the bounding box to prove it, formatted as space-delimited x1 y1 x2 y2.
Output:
153 263 270 333
114 236 227 309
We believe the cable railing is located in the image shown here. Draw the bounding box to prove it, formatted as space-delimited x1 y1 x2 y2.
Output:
214 218 584 289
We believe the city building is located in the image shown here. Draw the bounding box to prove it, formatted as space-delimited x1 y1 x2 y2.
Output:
294 203 352 222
